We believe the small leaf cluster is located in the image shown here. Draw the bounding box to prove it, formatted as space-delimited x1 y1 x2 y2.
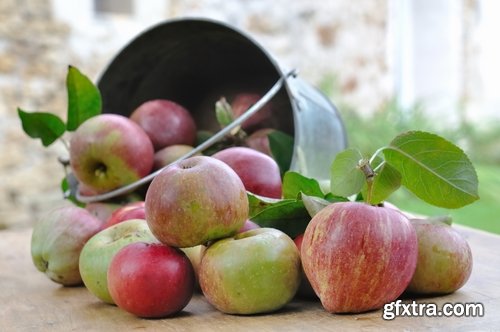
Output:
249 131 479 238
18 66 101 147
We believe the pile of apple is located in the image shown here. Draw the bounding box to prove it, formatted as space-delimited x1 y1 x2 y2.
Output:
30 94 474 319
31 94 301 317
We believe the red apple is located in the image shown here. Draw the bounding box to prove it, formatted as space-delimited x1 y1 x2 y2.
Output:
130 99 197 150
293 233 317 299
238 219 260 233
108 242 195 318
85 201 121 222
231 93 272 131
212 146 282 198
406 217 473 295
103 201 146 228
301 202 418 313
153 144 201 170
245 128 275 156
145 156 248 248
69 114 154 193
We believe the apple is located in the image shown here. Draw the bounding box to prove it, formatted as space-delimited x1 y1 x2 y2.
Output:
406 217 473 295
130 99 197 150
69 114 154 193
231 93 272 131
199 228 301 314
245 128 275 156
180 244 206 290
31 206 103 286
85 201 121 222
103 201 145 228
153 144 200 170
212 146 282 198
238 219 260 233
301 202 418 313
293 233 317 299
145 156 248 248
108 242 195 318
79 219 158 304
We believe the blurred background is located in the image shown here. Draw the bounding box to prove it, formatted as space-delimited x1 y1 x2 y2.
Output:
0 0 498 233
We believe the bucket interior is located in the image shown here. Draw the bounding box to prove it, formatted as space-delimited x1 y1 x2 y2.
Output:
97 19 295 136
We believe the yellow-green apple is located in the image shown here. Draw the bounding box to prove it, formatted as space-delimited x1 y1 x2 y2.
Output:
69 114 154 194
180 244 206 290
31 206 103 286
153 144 200 170
212 146 282 198
406 217 473 295
199 228 301 314
102 201 145 228
130 99 197 150
108 242 195 318
293 233 317 299
231 93 272 131
79 219 158 304
301 202 418 313
145 156 248 248
245 128 275 156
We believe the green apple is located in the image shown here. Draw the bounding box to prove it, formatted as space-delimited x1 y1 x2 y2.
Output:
31 206 103 286
79 219 158 304
199 228 301 314
180 244 206 290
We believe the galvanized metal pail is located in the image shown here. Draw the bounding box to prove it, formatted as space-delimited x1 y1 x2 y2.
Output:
97 18 347 186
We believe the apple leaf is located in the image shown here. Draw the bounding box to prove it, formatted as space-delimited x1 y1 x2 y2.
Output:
268 130 294 175
247 193 310 238
215 97 234 128
301 193 331 217
383 131 479 209
66 65 101 131
330 148 365 197
282 171 324 199
362 162 402 205
17 108 66 147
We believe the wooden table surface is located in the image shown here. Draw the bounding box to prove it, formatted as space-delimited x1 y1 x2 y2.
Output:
1 225 499 331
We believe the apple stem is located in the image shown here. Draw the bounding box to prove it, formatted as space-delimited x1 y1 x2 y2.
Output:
358 159 375 204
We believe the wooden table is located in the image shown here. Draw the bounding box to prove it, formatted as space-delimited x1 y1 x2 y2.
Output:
1 225 499 331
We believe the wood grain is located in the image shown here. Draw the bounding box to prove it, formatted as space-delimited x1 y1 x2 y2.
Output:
1 225 499 331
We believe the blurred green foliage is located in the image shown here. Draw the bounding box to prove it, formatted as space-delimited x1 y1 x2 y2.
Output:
319 74 500 234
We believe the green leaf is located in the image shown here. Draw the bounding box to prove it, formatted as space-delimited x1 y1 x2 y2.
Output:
301 193 331 217
247 193 310 238
362 162 402 205
282 171 324 199
17 108 66 147
268 130 294 175
330 148 365 197
66 65 101 131
215 97 234 128
383 131 479 209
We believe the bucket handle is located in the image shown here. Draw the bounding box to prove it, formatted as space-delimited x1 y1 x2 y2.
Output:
75 68 298 203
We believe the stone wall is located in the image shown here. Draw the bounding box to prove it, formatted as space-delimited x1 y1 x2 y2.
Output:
1 0 482 228
0 0 392 228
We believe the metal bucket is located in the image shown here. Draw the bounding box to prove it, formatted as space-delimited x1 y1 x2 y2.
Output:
97 18 347 189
